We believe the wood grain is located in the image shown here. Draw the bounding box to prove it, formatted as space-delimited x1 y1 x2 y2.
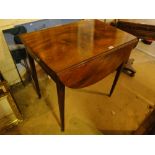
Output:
20 20 138 88
20 19 138 131
113 19 155 40
58 40 137 88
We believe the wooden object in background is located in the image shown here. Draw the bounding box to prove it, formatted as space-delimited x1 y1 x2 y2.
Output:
134 109 155 135
112 19 155 77
115 19 155 40
0 81 22 133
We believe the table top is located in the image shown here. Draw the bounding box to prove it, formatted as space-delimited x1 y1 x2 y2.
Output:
20 19 137 74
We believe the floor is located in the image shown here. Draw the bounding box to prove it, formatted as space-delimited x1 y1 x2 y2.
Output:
2 41 155 135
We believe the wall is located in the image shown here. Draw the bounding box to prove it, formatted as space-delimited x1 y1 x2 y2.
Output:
0 19 36 85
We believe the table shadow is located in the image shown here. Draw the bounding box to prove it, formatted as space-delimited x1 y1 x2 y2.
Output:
76 89 109 96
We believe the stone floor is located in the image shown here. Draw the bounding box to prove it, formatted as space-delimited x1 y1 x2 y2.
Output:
2 41 155 135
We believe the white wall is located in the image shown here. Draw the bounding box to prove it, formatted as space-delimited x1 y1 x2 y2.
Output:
0 19 36 85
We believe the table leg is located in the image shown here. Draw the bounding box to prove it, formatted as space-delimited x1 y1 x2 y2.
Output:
56 80 65 131
27 54 41 98
109 63 124 97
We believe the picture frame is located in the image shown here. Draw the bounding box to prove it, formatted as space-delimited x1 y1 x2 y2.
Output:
0 82 22 133
0 81 9 95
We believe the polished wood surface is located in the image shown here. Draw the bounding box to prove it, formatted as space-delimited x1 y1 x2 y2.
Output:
20 20 138 88
58 42 137 88
20 19 138 131
118 19 155 25
115 19 155 40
